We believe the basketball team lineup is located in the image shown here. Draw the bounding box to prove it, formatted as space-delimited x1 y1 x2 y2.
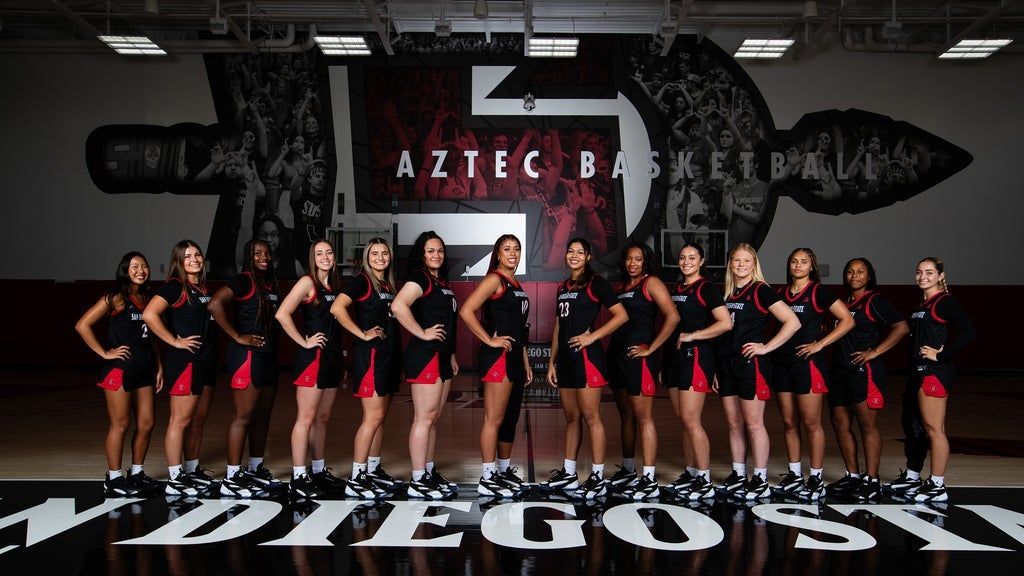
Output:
73 231 974 507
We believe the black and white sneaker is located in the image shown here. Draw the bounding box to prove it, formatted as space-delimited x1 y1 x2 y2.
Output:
407 474 445 500
885 469 923 495
477 471 515 498
311 468 346 495
773 472 805 496
540 468 579 491
103 475 141 498
663 471 698 494
913 478 949 503
854 476 882 502
608 466 638 490
797 475 825 501
742 475 771 500
289 473 322 500
825 473 860 497
220 471 255 498
574 472 610 500
677 476 716 501
164 474 200 497
345 471 384 500
186 467 216 490
716 470 746 495
622 474 660 501
366 467 402 492
127 471 163 495
245 464 286 494
501 467 525 492
431 468 459 493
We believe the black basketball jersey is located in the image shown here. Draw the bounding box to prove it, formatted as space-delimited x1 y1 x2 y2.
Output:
718 281 779 356
555 275 619 352
775 282 838 362
671 278 727 351
108 294 154 373
408 270 458 354
611 276 657 348
156 279 216 362
229 272 279 354
300 276 341 352
343 272 399 351
481 271 530 349
909 292 968 370
833 290 903 369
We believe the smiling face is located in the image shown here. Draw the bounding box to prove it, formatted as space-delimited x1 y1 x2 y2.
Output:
366 242 391 274
678 246 704 280
127 256 150 286
251 242 271 272
565 241 590 272
915 260 944 294
730 249 755 283
496 238 521 273
313 241 335 272
623 247 645 280
182 245 204 277
423 238 445 272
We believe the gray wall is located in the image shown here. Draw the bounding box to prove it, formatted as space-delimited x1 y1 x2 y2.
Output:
1 45 1021 283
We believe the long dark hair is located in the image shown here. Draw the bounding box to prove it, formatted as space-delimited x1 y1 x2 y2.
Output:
618 240 657 281
843 257 878 292
105 251 151 312
408 230 449 280
241 239 278 331
565 237 595 289
678 241 707 280
167 240 204 303
785 247 820 285
306 239 341 306
488 234 521 274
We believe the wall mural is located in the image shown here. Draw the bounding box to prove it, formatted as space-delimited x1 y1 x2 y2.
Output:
86 34 971 280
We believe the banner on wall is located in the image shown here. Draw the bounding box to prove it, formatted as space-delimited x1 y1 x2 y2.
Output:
85 34 971 280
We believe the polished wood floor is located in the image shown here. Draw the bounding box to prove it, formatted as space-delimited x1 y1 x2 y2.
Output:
1 369 1022 487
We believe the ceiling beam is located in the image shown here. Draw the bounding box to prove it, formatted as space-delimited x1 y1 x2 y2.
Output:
790 0 864 58
944 0 1024 50
50 0 101 38
367 0 395 55
205 0 256 53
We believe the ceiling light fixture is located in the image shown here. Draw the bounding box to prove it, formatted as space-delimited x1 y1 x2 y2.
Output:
527 37 578 58
938 38 1013 59
734 38 795 59
473 0 489 20
315 35 371 55
98 35 166 55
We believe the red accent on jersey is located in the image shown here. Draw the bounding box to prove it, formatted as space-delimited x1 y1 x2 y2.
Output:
409 353 441 384
231 350 253 389
481 350 508 383
691 347 709 393
236 272 257 301
355 272 374 302
97 368 124 391
754 358 771 400
170 363 194 396
921 375 948 398
294 349 321 387
582 349 607 388
809 360 829 394
355 349 377 398
865 364 884 409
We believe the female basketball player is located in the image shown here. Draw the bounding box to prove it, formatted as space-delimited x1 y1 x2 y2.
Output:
76 252 162 497
459 234 533 498
541 238 629 500
391 231 460 499
142 240 218 496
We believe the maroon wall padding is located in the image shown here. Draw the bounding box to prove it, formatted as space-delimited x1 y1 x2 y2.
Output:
7 280 1013 371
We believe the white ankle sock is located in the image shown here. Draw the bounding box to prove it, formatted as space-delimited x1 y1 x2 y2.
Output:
564 459 577 475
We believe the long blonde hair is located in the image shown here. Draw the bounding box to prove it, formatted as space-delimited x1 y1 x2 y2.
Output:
724 242 767 296
361 238 396 292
